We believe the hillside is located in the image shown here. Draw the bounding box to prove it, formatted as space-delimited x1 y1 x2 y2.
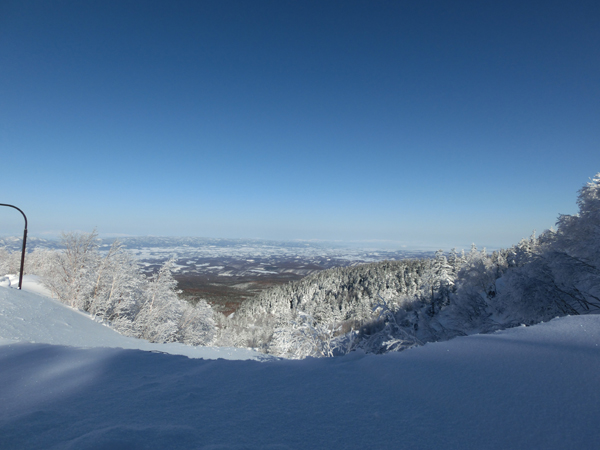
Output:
0 276 269 361
1 283 599 449
222 173 600 357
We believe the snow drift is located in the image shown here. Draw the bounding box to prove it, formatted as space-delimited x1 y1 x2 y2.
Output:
1 284 599 449
0 277 270 361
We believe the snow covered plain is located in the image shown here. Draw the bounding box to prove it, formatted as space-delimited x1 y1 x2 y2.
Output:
1 235 435 277
1 281 599 449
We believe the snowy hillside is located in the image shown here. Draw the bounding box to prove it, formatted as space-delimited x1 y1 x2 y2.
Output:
0 277 270 361
1 284 599 449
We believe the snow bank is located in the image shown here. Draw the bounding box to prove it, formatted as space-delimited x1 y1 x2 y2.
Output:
0 274 54 297
0 284 271 361
1 286 599 449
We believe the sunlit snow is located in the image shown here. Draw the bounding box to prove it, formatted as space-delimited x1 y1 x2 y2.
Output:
1 281 599 449
0 276 270 361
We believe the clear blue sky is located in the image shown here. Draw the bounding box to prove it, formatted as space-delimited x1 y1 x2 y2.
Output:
1 0 599 249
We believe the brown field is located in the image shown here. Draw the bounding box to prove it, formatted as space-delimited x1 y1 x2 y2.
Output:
174 272 306 316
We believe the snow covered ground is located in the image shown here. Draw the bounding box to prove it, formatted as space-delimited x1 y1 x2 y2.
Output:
0 275 270 361
1 281 599 449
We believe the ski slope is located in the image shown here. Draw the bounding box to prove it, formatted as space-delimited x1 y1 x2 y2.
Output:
0 275 271 361
1 281 599 449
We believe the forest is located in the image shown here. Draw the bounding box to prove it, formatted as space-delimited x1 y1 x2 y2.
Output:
1 173 599 359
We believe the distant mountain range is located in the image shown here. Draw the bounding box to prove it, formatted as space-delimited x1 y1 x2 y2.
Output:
0 236 61 251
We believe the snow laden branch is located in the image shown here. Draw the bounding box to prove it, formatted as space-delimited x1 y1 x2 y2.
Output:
269 312 341 359
365 296 423 353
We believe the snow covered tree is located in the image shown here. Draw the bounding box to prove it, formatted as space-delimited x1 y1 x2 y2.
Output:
269 312 340 359
42 230 101 309
88 248 147 335
542 173 600 313
177 300 216 346
23 248 56 277
493 174 600 322
421 250 455 313
555 173 600 267
134 259 184 343
447 248 461 275
0 247 22 276
355 297 422 354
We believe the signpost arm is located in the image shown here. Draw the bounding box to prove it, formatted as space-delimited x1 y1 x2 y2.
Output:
0 204 28 289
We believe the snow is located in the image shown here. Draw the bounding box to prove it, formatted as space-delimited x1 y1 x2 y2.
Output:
0 274 54 297
1 284 600 449
250 268 279 274
0 278 270 361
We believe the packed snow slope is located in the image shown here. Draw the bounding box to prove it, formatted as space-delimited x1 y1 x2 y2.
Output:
0 277 269 361
1 285 599 449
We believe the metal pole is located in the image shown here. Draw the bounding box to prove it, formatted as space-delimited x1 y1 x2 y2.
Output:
0 204 28 290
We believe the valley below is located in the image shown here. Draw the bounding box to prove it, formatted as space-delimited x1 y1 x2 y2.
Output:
112 237 435 315
2 235 435 315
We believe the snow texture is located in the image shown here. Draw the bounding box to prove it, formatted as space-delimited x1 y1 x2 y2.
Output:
0 277 270 361
1 283 599 449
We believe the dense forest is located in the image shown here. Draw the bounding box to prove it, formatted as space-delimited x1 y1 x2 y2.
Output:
1 173 599 358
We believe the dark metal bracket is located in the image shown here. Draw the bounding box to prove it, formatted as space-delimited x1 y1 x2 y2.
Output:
0 204 28 289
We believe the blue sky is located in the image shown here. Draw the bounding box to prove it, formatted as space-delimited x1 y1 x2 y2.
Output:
1 0 599 249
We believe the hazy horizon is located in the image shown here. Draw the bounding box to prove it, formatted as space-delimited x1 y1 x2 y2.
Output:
0 231 522 253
